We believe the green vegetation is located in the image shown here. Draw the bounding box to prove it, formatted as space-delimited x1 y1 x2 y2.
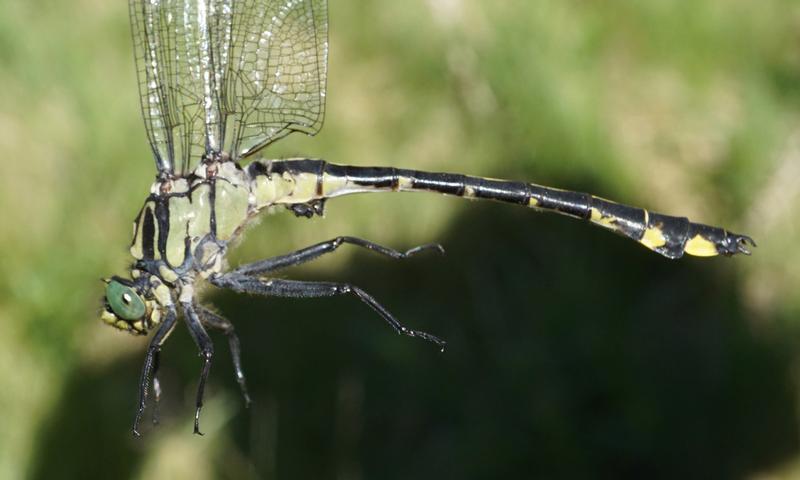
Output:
0 0 798 478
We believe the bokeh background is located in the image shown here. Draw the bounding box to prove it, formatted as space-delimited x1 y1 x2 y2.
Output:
1 0 799 478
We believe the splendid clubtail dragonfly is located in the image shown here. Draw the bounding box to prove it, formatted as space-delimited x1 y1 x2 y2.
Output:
101 0 755 435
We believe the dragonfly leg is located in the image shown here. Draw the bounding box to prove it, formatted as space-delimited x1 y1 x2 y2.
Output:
182 302 215 436
133 306 177 437
151 350 161 425
231 236 444 277
210 275 446 351
197 305 251 407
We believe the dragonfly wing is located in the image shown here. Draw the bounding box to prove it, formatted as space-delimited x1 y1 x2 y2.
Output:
226 0 328 160
130 0 176 175
130 0 327 173
130 0 238 175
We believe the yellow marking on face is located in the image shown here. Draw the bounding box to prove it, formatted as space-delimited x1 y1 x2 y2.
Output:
215 180 250 241
528 196 539 207
640 227 667 250
101 310 116 325
463 186 477 198
589 208 618 231
684 235 719 257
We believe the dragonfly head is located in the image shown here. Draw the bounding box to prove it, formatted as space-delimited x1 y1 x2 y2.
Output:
101 274 166 335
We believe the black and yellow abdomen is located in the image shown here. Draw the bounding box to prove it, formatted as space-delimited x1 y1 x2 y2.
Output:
246 159 754 259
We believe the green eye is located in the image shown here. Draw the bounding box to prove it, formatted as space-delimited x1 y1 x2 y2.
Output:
106 280 146 321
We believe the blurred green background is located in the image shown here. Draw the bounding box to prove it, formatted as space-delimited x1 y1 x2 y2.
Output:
1 0 799 478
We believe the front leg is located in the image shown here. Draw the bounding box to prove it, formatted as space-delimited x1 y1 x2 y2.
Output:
231 236 444 277
210 274 446 351
133 306 177 436
181 302 215 435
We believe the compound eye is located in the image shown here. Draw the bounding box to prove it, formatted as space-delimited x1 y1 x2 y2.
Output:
106 280 146 321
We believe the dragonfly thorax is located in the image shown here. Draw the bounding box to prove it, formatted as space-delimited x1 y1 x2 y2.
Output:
132 159 251 274
101 156 256 335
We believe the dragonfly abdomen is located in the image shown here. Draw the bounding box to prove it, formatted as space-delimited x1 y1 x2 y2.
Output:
250 159 753 259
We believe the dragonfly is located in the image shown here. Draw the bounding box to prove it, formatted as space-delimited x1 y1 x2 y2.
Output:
101 0 755 436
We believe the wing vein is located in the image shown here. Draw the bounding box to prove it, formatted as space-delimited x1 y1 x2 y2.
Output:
129 0 328 174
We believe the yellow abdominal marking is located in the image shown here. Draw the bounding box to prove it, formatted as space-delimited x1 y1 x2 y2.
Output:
684 235 719 257
640 227 667 250
590 207 618 231
397 176 414 191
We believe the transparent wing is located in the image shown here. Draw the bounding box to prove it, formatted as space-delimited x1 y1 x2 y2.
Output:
129 0 328 175
226 0 328 159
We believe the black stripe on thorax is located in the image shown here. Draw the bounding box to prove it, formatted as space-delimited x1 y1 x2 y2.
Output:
141 206 156 259
138 181 214 261
154 198 170 259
